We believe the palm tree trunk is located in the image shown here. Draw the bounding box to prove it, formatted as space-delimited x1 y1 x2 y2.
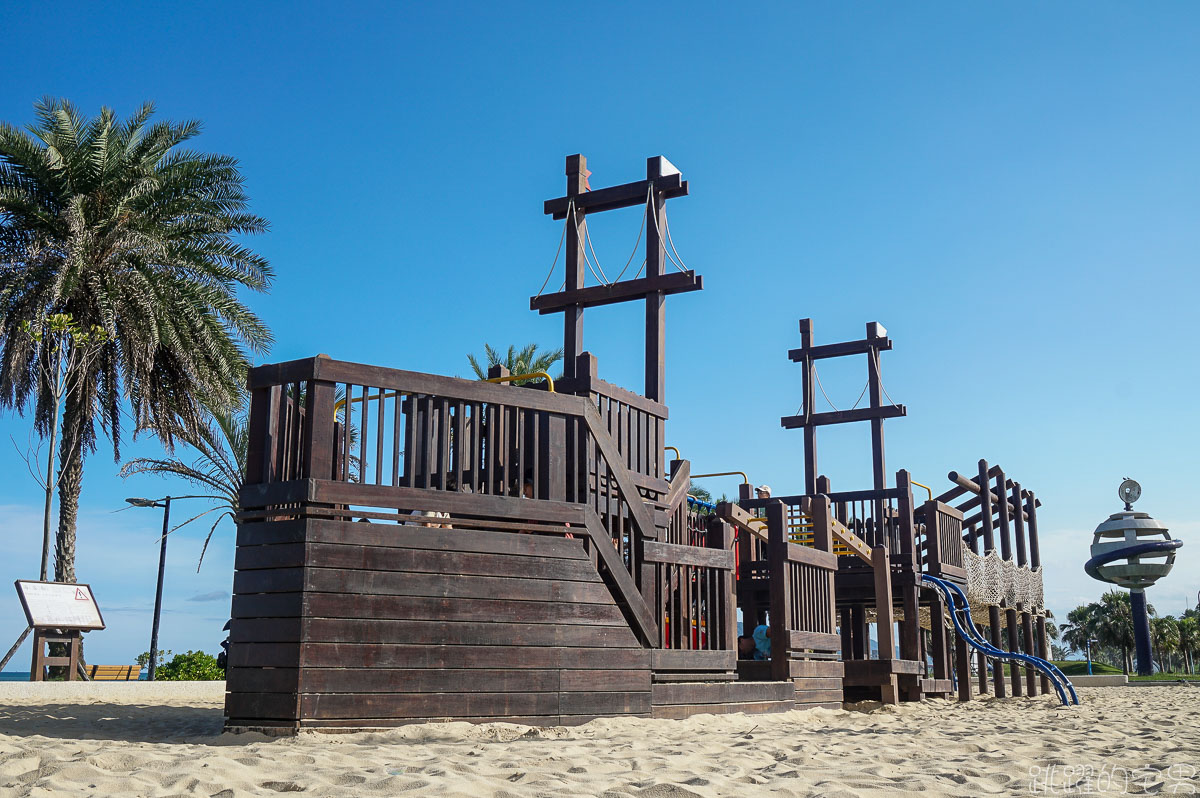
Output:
54 404 84 584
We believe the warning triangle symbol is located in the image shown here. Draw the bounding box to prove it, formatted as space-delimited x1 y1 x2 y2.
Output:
75 588 88 601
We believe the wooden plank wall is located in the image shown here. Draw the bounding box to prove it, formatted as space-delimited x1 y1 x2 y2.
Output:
226 518 653 729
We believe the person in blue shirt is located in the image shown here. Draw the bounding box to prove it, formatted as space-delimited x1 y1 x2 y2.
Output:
752 624 771 660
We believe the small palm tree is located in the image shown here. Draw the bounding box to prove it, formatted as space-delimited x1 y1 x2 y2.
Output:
120 408 245 570
468 343 563 385
120 387 359 569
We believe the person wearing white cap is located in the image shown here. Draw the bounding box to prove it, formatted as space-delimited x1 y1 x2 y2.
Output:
755 485 772 499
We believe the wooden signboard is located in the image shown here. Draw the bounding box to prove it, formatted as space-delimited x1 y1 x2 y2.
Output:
15 581 105 630
12 580 105 681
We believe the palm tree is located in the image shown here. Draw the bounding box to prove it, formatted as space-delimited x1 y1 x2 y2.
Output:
1149 616 1180 674
120 387 358 570
1061 603 1100 658
1177 616 1198 675
0 99 272 583
468 343 563 385
119 407 245 570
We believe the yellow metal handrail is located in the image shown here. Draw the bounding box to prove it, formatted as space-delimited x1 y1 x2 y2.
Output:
691 470 750 485
665 446 681 461
485 372 556 392
911 480 934 502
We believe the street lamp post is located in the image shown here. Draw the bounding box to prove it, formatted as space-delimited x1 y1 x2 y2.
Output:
125 495 209 681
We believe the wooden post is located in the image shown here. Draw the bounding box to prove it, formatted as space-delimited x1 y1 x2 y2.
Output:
988 609 1007 697
810 495 838 641
1022 608 1038 696
645 156 667 406
931 593 948 681
766 500 792 682
244 383 276 485
866 322 888 498
896 471 920 666
708 517 737 655
799 319 817 495
1036 614 1051 693
995 468 1012 561
977 459 1004 697
977 648 989 695
562 155 588 382
851 605 867 660
1011 480 1036 695
1027 490 1051 694
302 376 336 482
978 459 995 553
1006 607 1023 696
956 629 973 702
994 467 1021 696
872 545 898 704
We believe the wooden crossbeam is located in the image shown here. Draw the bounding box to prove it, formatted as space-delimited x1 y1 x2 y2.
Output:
531 271 703 314
714 501 769 542
781 404 907 430
788 337 893 362
544 174 687 219
829 517 873 564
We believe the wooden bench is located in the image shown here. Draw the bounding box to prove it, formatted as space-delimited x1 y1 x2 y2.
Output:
87 665 140 681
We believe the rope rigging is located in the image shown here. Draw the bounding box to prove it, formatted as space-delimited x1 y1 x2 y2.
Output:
536 184 692 298
612 185 651 283
534 197 572 299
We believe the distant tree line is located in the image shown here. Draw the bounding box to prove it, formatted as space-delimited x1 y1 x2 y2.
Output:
1061 590 1197 674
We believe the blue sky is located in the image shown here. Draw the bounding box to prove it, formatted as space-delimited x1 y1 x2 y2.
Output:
2 2 1198 667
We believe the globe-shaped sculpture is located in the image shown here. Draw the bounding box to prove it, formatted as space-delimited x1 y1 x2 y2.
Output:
1086 510 1180 590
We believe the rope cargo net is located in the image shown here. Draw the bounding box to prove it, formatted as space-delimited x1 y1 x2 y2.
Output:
962 545 1044 615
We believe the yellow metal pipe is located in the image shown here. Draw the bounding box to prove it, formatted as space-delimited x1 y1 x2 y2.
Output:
485 372 556 392
690 470 750 485
664 446 681 462
911 480 934 502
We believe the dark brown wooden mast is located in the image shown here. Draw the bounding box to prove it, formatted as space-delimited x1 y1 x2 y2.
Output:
780 319 906 495
533 155 702 403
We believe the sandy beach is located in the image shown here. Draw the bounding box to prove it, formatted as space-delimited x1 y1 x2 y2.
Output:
0 685 1196 797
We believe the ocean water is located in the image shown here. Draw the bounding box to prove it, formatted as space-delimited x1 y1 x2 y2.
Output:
1 671 147 681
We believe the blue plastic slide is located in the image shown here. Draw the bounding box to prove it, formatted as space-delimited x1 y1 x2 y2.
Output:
921 574 1079 706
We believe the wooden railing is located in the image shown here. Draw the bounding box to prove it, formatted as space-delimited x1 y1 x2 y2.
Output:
917 500 967 583
739 470 920 572
765 500 840 681
558 352 668 487
239 355 734 670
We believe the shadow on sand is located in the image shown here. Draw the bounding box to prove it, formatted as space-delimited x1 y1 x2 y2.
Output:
0 702 242 744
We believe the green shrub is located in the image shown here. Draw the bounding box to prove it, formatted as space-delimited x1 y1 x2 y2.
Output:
156 650 225 681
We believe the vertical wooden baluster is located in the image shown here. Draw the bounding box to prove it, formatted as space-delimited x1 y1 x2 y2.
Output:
355 385 368 486
375 388 384 486
342 385 354 482
391 392 402 486
452 401 464 492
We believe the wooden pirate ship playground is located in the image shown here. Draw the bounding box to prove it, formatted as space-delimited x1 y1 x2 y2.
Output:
226 155 1075 731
